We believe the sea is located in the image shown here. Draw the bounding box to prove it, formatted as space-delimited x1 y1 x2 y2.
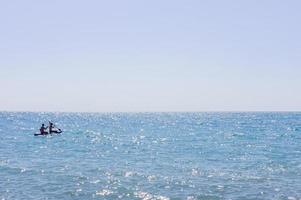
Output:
0 112 300 200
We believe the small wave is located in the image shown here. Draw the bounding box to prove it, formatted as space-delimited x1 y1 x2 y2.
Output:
134 191 169 200
0 159 9 165
95 189 113 196
90 179 100 184
147 175 156 182
124 171 135 177
191 168 199 176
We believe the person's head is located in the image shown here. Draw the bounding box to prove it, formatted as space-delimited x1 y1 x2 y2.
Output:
42 124 45 127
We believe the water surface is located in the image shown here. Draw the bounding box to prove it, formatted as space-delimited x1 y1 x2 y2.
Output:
0 112 300 200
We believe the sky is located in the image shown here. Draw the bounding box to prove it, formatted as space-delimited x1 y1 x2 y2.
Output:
0 0 300 112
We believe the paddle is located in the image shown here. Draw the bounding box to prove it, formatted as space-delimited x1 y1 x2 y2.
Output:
49 121 62 133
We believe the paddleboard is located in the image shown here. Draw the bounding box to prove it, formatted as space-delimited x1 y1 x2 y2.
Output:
34 131 62 136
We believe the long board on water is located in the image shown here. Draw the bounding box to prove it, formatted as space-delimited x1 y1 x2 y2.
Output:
34 132 62 136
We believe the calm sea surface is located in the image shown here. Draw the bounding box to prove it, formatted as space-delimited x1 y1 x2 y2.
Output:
0 112 300 200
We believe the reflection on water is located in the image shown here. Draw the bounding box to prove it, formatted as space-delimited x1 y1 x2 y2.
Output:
0 112 300 199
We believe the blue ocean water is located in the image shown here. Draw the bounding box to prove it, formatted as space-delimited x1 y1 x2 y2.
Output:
0 112 300 200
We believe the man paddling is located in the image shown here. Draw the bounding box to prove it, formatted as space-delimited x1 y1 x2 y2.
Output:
40 124 48 135
49 122 62 134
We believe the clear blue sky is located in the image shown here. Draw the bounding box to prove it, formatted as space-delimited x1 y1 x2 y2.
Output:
0 0 300 112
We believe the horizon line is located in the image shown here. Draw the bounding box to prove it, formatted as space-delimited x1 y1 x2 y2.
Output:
0 110 300 114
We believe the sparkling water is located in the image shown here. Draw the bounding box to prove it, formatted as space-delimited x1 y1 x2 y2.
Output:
0 112 300 200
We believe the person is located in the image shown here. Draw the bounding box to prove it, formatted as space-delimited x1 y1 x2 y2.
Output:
49 122 62 134
40 124 48 135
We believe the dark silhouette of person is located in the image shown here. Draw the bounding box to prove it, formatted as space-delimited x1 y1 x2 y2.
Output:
40 124 48 135
49 122 62 134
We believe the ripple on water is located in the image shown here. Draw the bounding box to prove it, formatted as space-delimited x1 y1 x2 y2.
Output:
134 191 170 200
0 112 300 200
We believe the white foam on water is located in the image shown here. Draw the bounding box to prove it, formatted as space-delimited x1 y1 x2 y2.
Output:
90 179 100 184
125 171 134 177
134 191 170 200
20 168 26 173
147 175 156 181
95 189 113 196
191 168 199 176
